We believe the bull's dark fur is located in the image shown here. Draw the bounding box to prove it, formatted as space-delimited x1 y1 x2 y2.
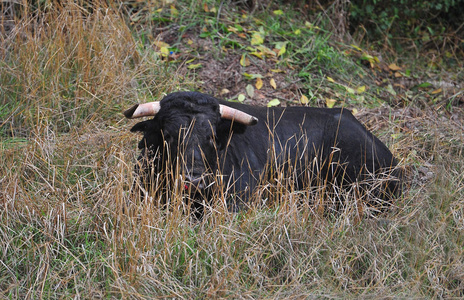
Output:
129 91 402 215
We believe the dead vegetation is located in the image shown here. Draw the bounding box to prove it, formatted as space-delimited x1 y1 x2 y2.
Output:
1 1 463 298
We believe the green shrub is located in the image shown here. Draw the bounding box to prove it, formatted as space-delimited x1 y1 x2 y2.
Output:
350 0 464 48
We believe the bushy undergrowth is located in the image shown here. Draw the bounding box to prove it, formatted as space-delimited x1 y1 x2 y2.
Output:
1 1 463 298
350 0 464 52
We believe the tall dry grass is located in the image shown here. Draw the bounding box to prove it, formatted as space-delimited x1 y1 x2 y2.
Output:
1 1 464 298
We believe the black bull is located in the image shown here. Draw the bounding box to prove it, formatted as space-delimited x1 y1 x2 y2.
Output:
125 91 402 213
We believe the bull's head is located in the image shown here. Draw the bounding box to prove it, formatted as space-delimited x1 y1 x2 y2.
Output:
124 92 258 193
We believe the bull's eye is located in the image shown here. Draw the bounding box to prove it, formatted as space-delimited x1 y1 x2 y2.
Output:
162 132 174 144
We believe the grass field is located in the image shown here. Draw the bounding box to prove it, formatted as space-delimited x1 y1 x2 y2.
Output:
1 1 463 298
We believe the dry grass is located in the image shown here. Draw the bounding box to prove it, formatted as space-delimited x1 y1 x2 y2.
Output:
1 1 464 298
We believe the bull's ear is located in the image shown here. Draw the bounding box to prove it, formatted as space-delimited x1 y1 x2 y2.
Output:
130 120 152 133
130 120 162 150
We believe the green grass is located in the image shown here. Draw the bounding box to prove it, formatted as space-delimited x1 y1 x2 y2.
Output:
1 0 463 298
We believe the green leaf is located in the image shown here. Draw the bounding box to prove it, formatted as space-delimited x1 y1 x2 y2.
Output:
267 99 280 107
237 94 246 102
246 84 255 98
273 10 284 15
345 86 355 94
274 41 286 49
243 73 263 79
386 84 397 96
274 41 287 57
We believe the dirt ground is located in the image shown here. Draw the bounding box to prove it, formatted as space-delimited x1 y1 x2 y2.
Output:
157 23 464 111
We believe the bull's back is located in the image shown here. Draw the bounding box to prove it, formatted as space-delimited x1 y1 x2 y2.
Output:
219 103 400 199
220 105 345 192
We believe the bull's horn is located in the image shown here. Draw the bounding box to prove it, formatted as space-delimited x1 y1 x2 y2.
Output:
219 105 258 125
124 102 161 119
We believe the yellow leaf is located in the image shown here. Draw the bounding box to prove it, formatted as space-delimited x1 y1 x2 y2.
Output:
431 88 442 94
240 54 250 67
270 69 284 73
273 10 284 15
305 21 320 30
257 45 276 57
350 44 362 51
170 5 179 17
251 32 264 45
250 51 263 59
300 94 309 104
326 98 336 108
294 29 301 35
388 63 402 71
256 78 263 90
327 76 335 83
153 41 170 49
356 85 366 93
227 26 238 34
160 47 170 56
278 44 286 56
187 63 202 69
270 78 277 89
394 72 402 78
352 108 358 115
220 88 230 95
